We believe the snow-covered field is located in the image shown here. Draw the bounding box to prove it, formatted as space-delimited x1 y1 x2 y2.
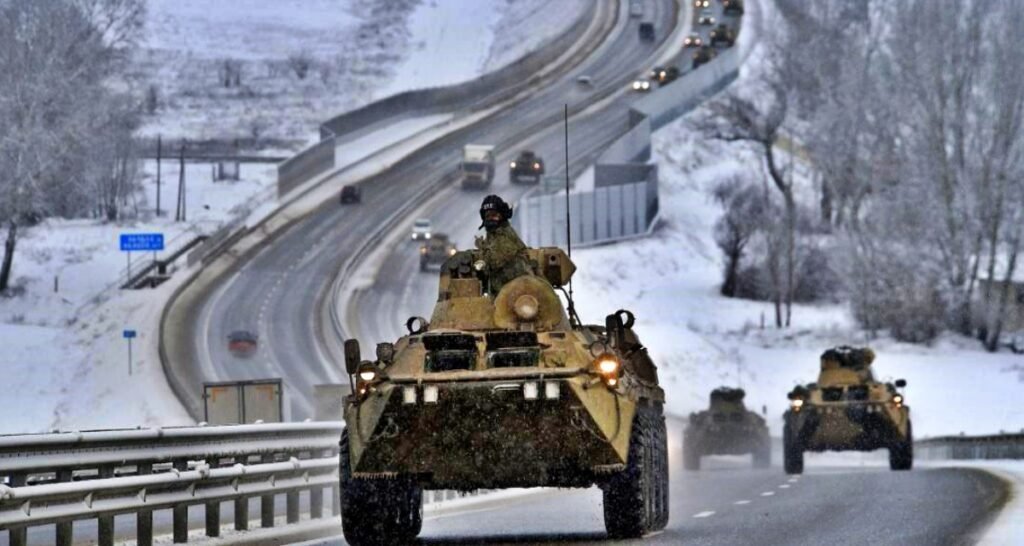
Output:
571 79 1024 441
136 0 581 146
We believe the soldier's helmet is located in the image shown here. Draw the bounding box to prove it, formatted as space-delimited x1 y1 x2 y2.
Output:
480 194 513 227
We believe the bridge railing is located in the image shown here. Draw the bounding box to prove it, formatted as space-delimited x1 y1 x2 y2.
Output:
916 432 1024 461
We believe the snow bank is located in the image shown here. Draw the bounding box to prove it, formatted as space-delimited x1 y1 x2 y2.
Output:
483 0 590 72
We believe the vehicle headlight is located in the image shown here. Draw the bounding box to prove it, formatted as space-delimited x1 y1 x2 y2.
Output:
420 247 427 255
510 161 517 169
893 394 903 406
358 363 378 383
448 248 457 256
533 162 540 170
790 398 804 411
424 233 431 239
595 354 620 376
513 294 539 320
632 81 641 90
642 81 650 89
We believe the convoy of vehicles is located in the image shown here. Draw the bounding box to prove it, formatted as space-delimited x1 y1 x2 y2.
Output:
340 247 669 543
460 144 496 189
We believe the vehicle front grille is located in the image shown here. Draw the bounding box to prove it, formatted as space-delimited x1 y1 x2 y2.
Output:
822 388 844 402
846 386 869 401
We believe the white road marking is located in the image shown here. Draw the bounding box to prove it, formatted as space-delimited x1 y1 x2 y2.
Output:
761 491 775 497
693 511 716 518
788 478 799 483
734 500 752 505
779 484 790 489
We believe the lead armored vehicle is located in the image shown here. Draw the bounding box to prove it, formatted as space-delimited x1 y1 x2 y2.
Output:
783 346 912 474
340 247 668 543
683 387 770 470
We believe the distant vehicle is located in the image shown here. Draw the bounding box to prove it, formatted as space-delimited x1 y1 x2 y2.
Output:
710 23 736 47
684 33 703 48
692 46 717 69
724 0 745 15
784 347 913 474
638 21 656 41
411 218 433 241
419 233 457 271
694 0 710 7
460 144 495 190
631 78 653 92
339 185 361 205
698 9 715 25
227 330 258 358
629 0 643 17
650 66 680 86
684 387 770 470
509 150 545 184
576 75 593 87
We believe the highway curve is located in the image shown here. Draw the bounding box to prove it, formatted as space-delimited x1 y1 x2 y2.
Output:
182 0 680 419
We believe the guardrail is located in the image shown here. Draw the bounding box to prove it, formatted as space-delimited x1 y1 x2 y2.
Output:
917 433 1024 461
0 423 342 546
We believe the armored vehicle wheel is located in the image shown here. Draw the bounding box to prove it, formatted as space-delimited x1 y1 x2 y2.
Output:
682 434 700 471
340 430 423 545
752 435 771 469
419 260 427 272
889 421 913 471
603 407 669 538
783 423 803 475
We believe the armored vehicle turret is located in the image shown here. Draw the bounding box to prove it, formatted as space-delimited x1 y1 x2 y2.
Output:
340 246 669 543
783 346 912 474
683 387 770 470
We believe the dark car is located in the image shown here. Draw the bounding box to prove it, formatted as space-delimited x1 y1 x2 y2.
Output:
638 21 656 41
724 0 745 15
650 66 680 86
339 185 361 205
693 46 717 69
509 150 545 184
710 23 736 47
228 330 258 358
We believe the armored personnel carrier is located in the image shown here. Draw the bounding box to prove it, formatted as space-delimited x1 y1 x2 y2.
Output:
783 346 912 474
339 247 668 543
683 387 770 470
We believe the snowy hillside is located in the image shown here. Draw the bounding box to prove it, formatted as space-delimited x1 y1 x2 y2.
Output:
135 0 585 146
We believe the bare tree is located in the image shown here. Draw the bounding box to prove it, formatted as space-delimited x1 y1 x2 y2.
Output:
287 49 314 80
713 177 767 298
699 80 795 326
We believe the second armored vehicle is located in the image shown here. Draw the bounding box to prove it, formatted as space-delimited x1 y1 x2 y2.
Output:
783 346 912 474
509 150 545 184
683 387 770 470
340 246 669 543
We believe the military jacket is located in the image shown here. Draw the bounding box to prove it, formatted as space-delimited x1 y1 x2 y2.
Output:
476 223 532 294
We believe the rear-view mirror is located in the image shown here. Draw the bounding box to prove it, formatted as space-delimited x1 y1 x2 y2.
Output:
895 379 907 388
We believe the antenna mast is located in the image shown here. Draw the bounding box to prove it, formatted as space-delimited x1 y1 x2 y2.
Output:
564 104 579 328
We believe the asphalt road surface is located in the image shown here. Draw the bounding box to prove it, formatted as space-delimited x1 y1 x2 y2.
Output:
318 460 1006 546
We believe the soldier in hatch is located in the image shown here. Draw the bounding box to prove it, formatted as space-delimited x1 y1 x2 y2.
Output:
475 194 532 294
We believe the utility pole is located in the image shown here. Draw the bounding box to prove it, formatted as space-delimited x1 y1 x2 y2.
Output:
176 141 186 222
155 135 162 217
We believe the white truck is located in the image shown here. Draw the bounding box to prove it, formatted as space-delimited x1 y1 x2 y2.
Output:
460 144 495 189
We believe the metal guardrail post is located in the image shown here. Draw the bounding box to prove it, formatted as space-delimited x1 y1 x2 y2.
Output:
310 485 324 519
261 493 275 528
8 473 27 546
234 497 250 531
172 460 189 543
98 466 115 546
138 463 154 546
287 490 300 524
205 500 221 537
55 469 74 546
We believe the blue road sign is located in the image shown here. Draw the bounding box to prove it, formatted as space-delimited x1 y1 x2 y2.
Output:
123 329 137 339
120 233 164 252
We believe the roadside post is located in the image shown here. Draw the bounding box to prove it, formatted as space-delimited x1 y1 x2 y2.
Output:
123 329 137 375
